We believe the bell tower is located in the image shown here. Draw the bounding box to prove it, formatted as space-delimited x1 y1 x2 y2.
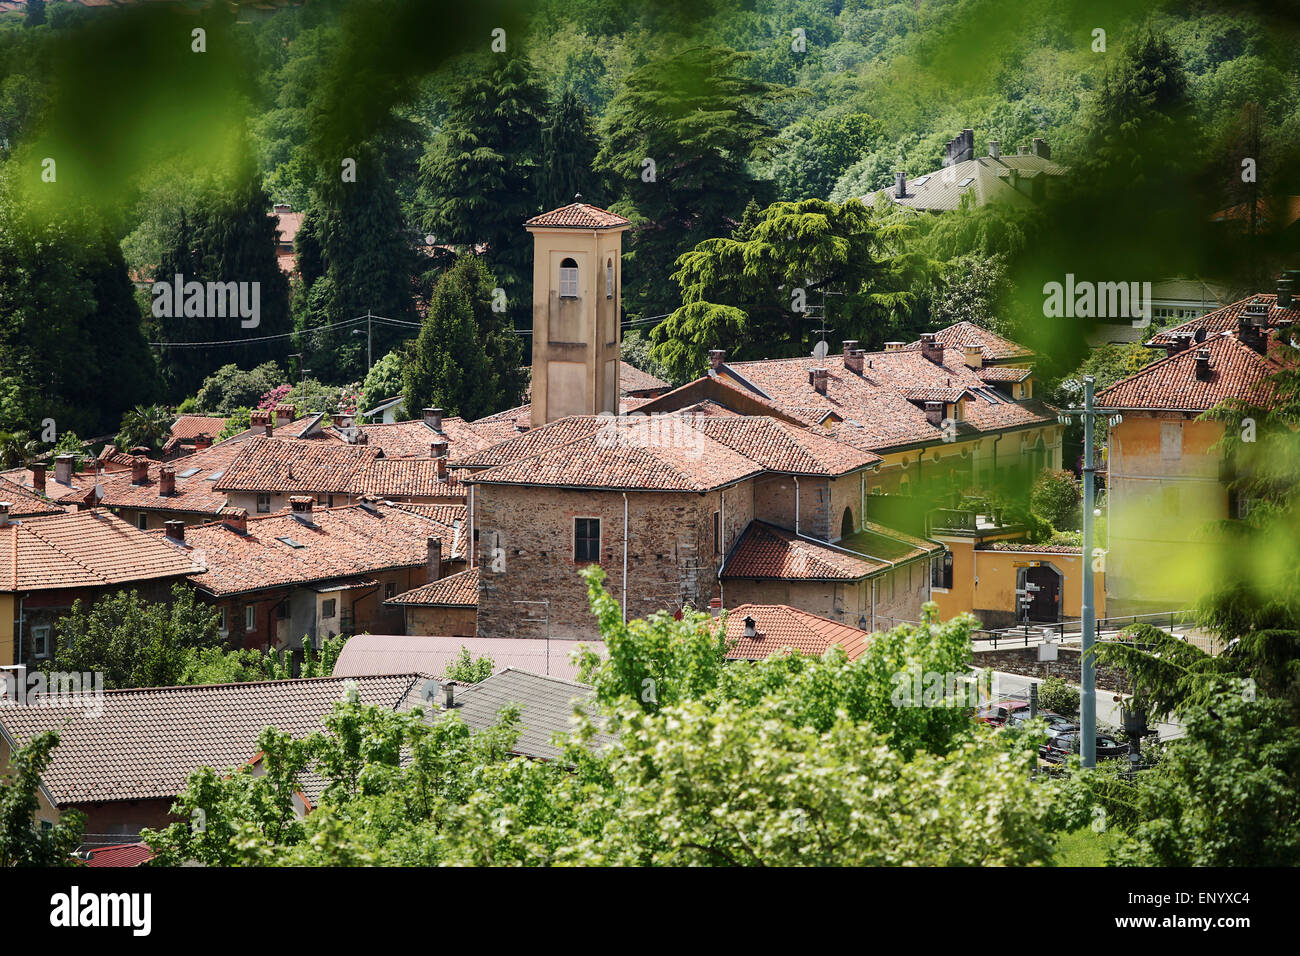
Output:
525 198 630 427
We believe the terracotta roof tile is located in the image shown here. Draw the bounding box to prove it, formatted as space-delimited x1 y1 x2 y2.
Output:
1096 333 1284 411
0 477 64 518
347 458 465 499
524 202 630 229
95 440 249 516
385 567 479 607
1147 293 1300 347
0 510 202 592
169 415 228 441
332 633 604 682
165 502 460 598
715 603 872 660
215 437 381 494
911 321 1034 361
722 521 881 581
619 361 669 393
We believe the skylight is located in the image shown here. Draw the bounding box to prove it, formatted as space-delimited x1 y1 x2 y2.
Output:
958 177 975 188
277 536 306 549
205 470 224 481
913 175 931 186
178 467 201 478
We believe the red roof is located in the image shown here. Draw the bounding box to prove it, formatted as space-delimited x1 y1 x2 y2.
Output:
169 415 228 441
84 843 154 868
722 521 880 581
385 567 479 607
1147 293 1300 347
716 603 872 660
525 202 630 229
1096 333 1283 412
215 437 381 494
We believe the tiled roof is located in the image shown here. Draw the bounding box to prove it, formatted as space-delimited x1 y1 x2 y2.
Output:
348 458 465 499
863 152 1066 213
715 604 872 660
453 416 608 470
1096 333 1283 411
169 415 228 441
215 437 381 494
687 416 880 475
466 397 661 449
1 465 99 505
619 361 669 393
0 477 64 518
444 668 615 761
839 522 943 562
1147 293 1300 347
0 675 425 805
166 502 458 598
721 521 882 581
385 567 478 607
913 321 1034 361
977 366 1033 383
977 542 1084 554
94 440 249 515
524 202 630 229
356 417 494 459
83 843 155 867
271 209 304 246
332 634 605 682
0 510 202 592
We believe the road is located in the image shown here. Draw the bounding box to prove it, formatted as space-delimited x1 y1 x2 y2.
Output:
983 670 1183 740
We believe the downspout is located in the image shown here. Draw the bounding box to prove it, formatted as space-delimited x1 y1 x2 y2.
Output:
871 577 876 631
622 492 629 624
468 485 475 569
860 473 865 531
793 476 800 535
717 488 726 606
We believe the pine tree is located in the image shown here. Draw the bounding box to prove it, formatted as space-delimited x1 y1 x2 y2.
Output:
596 46 789 319
540 88 602 209
419 52 547 316
402 264 494 421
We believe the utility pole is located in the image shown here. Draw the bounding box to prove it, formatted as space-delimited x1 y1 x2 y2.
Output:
1057 375 1121 769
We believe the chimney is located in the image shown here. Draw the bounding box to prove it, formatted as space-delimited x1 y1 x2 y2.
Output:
441 680 455 709
194 434 213 451
427 535 442 582
131 456 150 485
988 139 1000 159
964 345 984 369
1194 347 1212 380
159 465 176 496
841 339 859 355
920 333 944 364
0 502 10 526
884 341 904 352
423 407 444 432
925 401 944 426
250 410 271 436
1031 137 1050 159
273 202 292 215
289 495 313 515
708 349 726 370
963 129 974 161
1009 167 1020 191
895 170 908 198
1165 336 1193 357
809 368 829 395
273 403 295 427
30 463 46 494
222 507 248 534
164 519 185 542
844 349 865 375
430 439 449 459
1278 278 1294 309
1017 145 1030 156
54 454 73 485
436 457 448 481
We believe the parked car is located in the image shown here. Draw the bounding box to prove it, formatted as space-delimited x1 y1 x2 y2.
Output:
974 700 1029 726
1040 730 1130 763
1004 708 1077 732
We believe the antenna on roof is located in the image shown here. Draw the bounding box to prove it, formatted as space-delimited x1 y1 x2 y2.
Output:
574 193 583 202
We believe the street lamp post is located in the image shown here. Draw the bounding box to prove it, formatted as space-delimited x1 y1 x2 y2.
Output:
1057 375 1121 770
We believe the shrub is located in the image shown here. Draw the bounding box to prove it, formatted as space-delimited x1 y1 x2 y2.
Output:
1039 676 1080 718
1031 469 1081 531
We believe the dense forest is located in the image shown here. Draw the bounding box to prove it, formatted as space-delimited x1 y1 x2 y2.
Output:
1 0 1298 442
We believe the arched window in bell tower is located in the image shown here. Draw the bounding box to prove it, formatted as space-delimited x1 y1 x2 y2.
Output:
559 258 578 298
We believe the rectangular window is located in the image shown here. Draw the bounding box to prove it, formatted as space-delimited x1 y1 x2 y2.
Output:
32 624 51 659
385 582 396 599
574 517 600 563
276 601 288 620
321 599 337 619
257 493 271 513
1160 421 1182 460
932 551 954 590
606 261 615 299
559 265 579 298
713 511 721 555
217 607 228 633
137 513 148 530
245 605 255 631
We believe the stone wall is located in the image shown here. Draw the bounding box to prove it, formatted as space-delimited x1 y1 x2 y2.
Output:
971 644 1131 691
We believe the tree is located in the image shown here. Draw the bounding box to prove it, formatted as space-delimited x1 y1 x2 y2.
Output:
359 349 406 416
192 362 287 415
1039 676 1080 719
648 198 917 380
443 647 494 683
115 404 174 455
539 88 602 210
419 53 547 316
596 46 791 318
1030 469 1082 532
24 0 45 28
402 257 514 420
47 585 224 690
768 112 886 200
0 430 36 469
0 732 84 867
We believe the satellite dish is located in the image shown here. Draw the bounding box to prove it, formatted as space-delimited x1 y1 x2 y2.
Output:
812 340 829 360
420 679 439 704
